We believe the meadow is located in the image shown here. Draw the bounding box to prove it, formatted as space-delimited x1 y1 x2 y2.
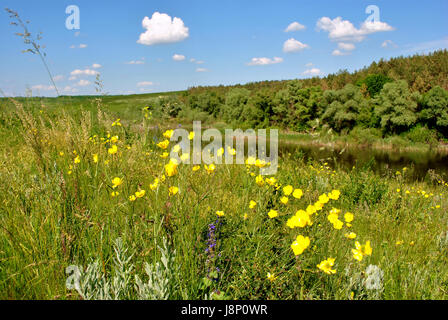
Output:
1 96 448 300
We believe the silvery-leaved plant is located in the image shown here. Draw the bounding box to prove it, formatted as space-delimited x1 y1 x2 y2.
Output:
65 237 179 300
364 264 384 291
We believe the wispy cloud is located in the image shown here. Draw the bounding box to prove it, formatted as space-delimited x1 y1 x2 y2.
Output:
126 59 145 65
401 37 448 54
137 81 154 87
76 79 90 87
70 44 88 49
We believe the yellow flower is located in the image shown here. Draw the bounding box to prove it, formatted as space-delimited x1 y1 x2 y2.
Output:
344 232 357 239
292 188 303 199
163 129 174 139
93 154 98 163
396 240 404 246
204 163 216 174
268 209 278 219
314 201 324 211
135 190 146 198
286 210 312 228
216 210 225 217
245 156 256 165
306 204 316 215
283 185 293 196
319 193 330 204
267 272 277 282
110 136 119 144
160 152 169 159
192 165 201 172
291 235 310 256
111 177 123 188
165 159 178 177
328 189 341 200
255 175 265 186
129 195 136 202
243 213 248 220
157 140 170 150
74 156 80 164
150 178 159 190
352 241 372 261
255 159 267 168
111 191 119 197
188 131 195 140
59 151 64 156
108 145 118 155
265 177 277 186
344 212 354 223
169 186 179 196
217 147 224 157
227 146 236 155
317 258 336 275
280 196 289 204
249 200 257 209
112 119 122 127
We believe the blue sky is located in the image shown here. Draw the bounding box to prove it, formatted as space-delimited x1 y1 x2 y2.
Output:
1 0 447 96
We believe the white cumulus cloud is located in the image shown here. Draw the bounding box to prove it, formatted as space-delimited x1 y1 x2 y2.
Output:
196 68 208 72
302 68 321 76
92 63 102 69
173 54 186 61
247 57 283 66
332 49 351 56
285 21 306 32
137 12 189 45
316 16 394 42
70 69 98 77
283 38 309 53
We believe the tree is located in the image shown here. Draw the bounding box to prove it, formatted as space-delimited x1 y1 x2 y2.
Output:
420 86 448 134
222 88 251 123
374 80 419 134
356 74 392 98
321 84 372 132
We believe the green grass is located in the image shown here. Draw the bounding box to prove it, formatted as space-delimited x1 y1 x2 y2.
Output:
1 97 448 299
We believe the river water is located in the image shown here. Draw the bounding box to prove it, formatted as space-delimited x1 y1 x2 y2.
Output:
279 143 448 180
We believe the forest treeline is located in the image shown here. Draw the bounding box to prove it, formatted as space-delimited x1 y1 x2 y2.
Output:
149 50 448 139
